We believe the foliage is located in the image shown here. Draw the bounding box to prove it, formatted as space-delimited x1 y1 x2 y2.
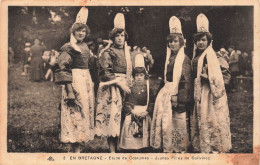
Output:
9 6 253 75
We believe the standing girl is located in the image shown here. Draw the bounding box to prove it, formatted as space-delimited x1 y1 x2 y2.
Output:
150 16 193 153
190 13 232 153
95 13 133 153
55 7 95 152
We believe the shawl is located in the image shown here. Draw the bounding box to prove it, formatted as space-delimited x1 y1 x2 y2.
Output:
164 46 185 95
193 46 226 102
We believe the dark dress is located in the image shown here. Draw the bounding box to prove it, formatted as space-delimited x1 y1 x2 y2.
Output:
30 44 46 81
119 83 155 149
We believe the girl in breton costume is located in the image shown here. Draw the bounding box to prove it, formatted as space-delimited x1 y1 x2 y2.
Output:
150 16 193 153
95 13 133 153
55 7 95 152
119 53 155 152
190 14 232 153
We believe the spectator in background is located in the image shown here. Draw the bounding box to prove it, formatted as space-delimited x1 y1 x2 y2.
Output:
228 45 239 92
17 37 25 61
218 48 229 63
29 38 46 81
21 43 31 76
96 38 112 57
216 48 231 90
136 47 141 52
244 52 252 76
141 47 154 73
96 37 104 55
250 51 254 75
238 51 252 92
8 47 15 66
42 49 59 81
41 41 47 50
239 51 248 76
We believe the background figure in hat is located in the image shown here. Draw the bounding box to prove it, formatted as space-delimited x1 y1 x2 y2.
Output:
95 13 133 153
190 13 232 153
150 16 193 153
29 38 46 81
119 53 155 152
55 7 95 153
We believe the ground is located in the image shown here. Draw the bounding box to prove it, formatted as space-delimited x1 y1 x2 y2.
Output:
7 62 253 153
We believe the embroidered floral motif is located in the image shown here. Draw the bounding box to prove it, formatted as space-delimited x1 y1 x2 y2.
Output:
114 113 121 123
95 75 125 137
60 70 95 143
172 129 183 146
103 114 110 126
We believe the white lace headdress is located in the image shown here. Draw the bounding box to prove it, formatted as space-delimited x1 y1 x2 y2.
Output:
70 7 89 52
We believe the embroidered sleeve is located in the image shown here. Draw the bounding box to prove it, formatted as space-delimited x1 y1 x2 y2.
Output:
55 51 73 85
98 50 116 82
123 93 135 115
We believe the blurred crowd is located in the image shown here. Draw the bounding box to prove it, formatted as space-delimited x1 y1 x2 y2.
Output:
216 45 253 93
8 37 154 84
8 37 253 94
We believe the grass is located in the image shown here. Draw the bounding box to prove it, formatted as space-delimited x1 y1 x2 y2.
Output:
7 62 253 153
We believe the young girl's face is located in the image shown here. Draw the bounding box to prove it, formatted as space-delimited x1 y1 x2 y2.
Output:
168 36 181 53
114 31 125 47
196 35 208 51
74 28 86 42
135 73 145 84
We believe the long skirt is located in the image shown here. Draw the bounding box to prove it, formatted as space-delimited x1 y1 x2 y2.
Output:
60 69 95 143
150 82 189 153
30 58 44 81
190 81 232 153
119 106 151 150
95 73 126 137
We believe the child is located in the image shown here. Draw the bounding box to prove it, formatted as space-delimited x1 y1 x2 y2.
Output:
119 54 155 152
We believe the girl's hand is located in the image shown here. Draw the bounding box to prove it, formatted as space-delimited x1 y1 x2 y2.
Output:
200 73 208 80
138 111 148 118
116 81 131 94
99 79 120 88
201 64 208 80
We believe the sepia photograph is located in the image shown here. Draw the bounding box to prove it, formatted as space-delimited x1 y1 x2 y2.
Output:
1 0 260 164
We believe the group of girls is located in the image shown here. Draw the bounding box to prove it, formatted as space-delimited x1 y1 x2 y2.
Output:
55 7 232 153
